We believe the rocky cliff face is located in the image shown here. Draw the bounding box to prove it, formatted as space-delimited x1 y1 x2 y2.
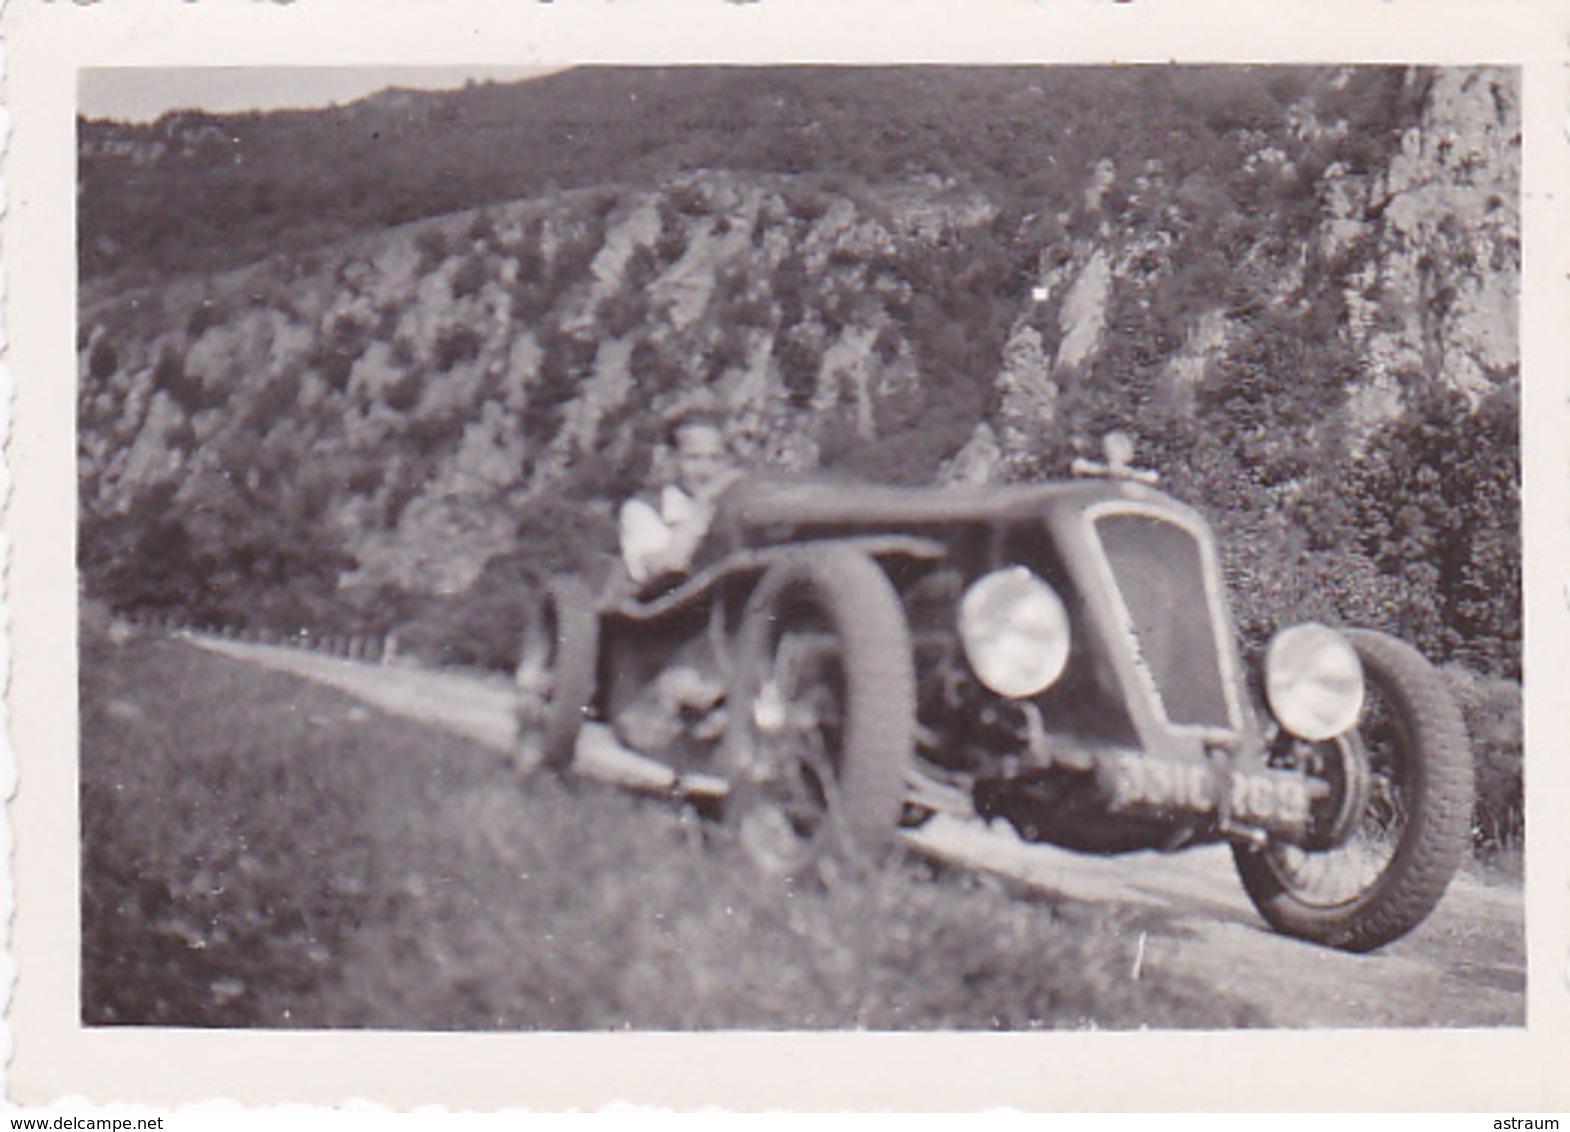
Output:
77 66 1519 641
1347 67 1520 416
960 65 1519 479
81 171 1005 594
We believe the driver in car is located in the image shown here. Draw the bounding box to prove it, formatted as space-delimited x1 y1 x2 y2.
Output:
618 409 743 591
612 409 744 756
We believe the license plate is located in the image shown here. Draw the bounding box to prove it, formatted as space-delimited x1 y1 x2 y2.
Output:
1103 754 1310 827
1229 769 1311 826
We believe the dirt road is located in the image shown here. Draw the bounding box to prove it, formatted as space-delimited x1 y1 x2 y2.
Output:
190 634 1526 1028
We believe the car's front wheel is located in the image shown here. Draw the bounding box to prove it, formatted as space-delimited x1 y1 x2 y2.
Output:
1234 629 1474 951
722 545 916 876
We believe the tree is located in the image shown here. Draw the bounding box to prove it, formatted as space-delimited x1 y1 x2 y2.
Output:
1196 312 1354 490
1348 383 1520 677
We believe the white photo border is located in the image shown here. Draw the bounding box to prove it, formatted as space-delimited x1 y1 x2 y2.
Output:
6 0 1569 1110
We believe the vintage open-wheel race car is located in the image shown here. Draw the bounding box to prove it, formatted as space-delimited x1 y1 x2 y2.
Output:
514 453 1474 952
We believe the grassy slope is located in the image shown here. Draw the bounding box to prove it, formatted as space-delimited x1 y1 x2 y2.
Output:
80 624 1258 1030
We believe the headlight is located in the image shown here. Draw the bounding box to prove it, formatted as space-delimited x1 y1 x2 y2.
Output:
959 566 1071 698
1264 623 1364 741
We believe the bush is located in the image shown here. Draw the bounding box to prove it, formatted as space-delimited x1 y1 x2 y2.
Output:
88 336 119 381
392 497 618 672
151 344 211 414
450 251 490 300
786 186 829 223
1444 666 1523 851
833 428 958 486
668 181 710 217
627 336 685 397
467 210 496 244
310 312 370 392
414 227 449 273
433 323 484 372
393 590 528 672
383 367 424 412
773 332 821 408
1349 385 1521 679
655 217 689 265
596 286 652 340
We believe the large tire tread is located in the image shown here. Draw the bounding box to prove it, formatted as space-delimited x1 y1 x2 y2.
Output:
1236 628 1473 952
728 544 915 866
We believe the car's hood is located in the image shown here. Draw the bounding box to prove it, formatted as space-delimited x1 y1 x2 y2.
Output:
720 474 1188 531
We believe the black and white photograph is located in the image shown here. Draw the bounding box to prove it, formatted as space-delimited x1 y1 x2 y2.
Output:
71 60 1525 1032
7 0 1569 1111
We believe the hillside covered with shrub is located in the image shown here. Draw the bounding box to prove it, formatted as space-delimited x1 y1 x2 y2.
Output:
78 65 1520 695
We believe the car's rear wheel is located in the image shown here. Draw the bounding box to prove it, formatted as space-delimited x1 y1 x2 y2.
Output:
722 546 915 876
514 574 598 774
1234 629 1473 951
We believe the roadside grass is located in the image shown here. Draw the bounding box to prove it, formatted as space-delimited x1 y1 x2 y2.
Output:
81 622 1258 1030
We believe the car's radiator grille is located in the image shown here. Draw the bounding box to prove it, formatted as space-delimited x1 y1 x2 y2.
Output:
1092 511 1233 730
